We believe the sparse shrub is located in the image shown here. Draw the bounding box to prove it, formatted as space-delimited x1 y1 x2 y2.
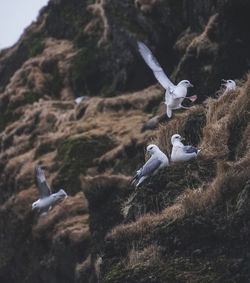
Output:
34 142 55 159
27 39 44 57
42 60 62 98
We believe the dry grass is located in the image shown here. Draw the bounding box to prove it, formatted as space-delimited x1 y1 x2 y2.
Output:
201 73 250 160
126 244 162 268
107 76 250 246
154 105 204 157
135 0 159 13
85 0 109 46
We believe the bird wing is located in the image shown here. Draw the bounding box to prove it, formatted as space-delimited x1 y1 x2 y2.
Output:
35 165 51 198
183 146 198 154
138 41 175 90
140 157 162 177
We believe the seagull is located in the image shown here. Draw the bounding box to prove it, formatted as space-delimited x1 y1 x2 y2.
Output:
137 41 196 118
221 79 236 93
131 144 169 188
75 96 85 104
32 165 68 217
171 134 203 162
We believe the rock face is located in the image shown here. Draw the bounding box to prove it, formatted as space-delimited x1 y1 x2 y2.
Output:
0 0 249 282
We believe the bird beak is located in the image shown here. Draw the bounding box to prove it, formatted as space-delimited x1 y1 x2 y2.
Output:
181 137 185 141
189 83 194 87
188 95 197 102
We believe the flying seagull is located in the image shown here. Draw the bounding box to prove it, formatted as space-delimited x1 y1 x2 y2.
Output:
32 165 67 217
131 144 169 188
171 134 203 162
221 79 236 94
137 41 196 118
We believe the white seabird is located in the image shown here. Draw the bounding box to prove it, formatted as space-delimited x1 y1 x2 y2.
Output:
171 134 203 162
131 144 169 188
75 96 85 104
221 79 236 94
137 41 196 118
32 165 67 217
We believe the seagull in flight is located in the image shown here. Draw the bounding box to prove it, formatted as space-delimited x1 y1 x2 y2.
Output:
32 165 67 217
171 134 203 162
137 41 196 118
131 144 169 188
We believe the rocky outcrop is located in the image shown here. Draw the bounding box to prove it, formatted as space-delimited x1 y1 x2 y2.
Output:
0 0 250 282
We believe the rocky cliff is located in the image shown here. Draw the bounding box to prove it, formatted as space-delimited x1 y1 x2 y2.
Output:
0 0 249 282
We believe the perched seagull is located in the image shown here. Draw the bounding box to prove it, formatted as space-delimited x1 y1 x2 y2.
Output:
137 41 196 118
131 144 169 188
32 165 67 217
221 79 236 94
75 96 85 104
171 134 203 162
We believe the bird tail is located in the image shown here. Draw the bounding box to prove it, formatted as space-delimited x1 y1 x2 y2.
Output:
166 106 172 118
131 174 138 186
53 189 68 202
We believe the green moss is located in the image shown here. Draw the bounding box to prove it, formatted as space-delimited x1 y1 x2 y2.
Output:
70 45 112 95
23 91 41 104
0 110 22 133
42 60 62 98
27 39 44 58
52 135 115 194
19 142 33 154
34 142 55 159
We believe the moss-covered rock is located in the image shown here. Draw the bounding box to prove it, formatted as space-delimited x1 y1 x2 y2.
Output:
52 135 115 194
27 39 44 58
34 142 55 159
125 158 216 222
41 60 63 98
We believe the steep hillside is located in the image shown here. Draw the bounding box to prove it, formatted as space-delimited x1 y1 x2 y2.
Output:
0 0 249 282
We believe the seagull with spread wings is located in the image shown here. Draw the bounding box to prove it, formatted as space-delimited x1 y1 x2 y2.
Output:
32 165 67 217
171 134 203 162
137 41 196 118
131 144 169 188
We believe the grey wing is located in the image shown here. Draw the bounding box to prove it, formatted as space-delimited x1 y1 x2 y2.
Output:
137 41 175 90
183 146 198 154
35 165 51 198
140 157 162 177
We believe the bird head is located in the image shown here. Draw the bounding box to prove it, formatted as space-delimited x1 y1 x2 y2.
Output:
171 134 184 145
177 80 193 88
32 201 39 210
146 144 159 155
221 79 236 90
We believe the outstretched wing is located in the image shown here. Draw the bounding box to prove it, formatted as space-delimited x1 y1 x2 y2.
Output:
35 165 51 198
138 41 175 90
183 146 198 154
140 157 162 177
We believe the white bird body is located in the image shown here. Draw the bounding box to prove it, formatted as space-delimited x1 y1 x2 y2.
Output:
137 41 195 118
171 134 202 162
131 144 169 188
75 96 85 104
32 166 67 217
